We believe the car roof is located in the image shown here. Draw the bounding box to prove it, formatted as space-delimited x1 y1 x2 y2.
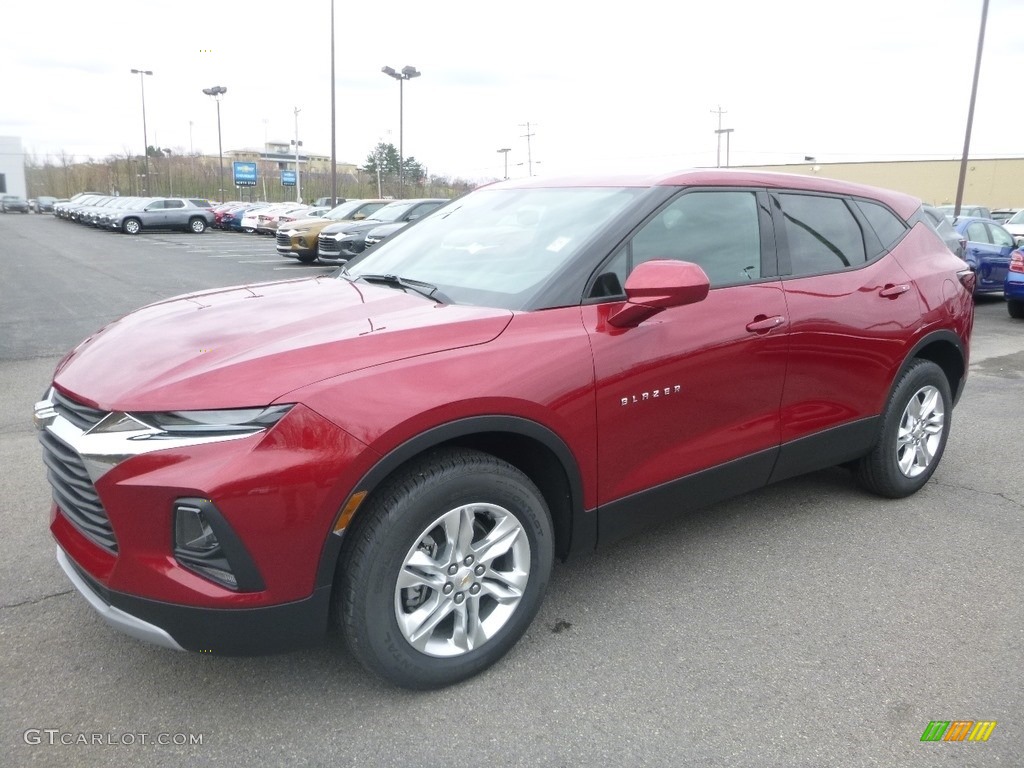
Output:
495 169 923 219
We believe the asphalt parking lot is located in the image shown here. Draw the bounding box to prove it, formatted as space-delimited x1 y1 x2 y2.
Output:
1 213 1021 767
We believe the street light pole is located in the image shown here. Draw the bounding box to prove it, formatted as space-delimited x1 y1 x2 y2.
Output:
381 65 421 193
130 69 153 193
202 86 227 201
497 148 511 180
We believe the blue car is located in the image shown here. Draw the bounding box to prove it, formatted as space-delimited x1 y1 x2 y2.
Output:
1006 247 1024 318
953 217 1015 295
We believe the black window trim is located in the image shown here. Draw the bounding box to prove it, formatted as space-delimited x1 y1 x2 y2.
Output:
581 185 779 305
770 189 908 279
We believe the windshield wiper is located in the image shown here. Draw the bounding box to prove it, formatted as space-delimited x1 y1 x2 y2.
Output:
355 273 452 304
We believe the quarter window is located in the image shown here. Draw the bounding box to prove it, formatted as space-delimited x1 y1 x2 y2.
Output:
779 194 867 276
856 200 907 249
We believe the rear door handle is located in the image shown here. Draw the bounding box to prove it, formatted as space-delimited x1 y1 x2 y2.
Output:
879 284 911 298
745 315 786 333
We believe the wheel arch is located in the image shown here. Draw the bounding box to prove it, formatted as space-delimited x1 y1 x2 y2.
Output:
903 330 967 406
315 416 593 593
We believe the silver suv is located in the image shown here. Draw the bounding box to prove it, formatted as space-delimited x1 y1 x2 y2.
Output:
108 198 215 234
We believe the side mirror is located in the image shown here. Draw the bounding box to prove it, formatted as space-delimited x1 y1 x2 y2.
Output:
353 213 366 220
608 260 710 328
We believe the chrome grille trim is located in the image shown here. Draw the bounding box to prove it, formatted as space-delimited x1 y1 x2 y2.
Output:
39 428 117 552
52 389 106 430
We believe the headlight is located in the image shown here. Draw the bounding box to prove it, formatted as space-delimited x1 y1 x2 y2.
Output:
131 405 294 436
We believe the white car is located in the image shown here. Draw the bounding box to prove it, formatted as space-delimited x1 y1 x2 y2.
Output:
239 203 299 234
1002 209 1024 244
255 204 312 235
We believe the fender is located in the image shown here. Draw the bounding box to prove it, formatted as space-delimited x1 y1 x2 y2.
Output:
313 415 594 590
897 328 968 405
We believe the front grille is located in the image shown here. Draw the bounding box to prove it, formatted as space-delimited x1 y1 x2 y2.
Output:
276 231 291 248
39 429 117 553
52 389 106 431
318 234 340 255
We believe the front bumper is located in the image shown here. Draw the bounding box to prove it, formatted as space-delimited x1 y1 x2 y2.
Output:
58 546 333 654
58 546 184 651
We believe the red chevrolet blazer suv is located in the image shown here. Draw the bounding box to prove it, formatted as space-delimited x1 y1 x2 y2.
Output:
35 170 974 688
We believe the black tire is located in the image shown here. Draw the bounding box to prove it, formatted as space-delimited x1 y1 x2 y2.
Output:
856 359 952 498
336 448 554 689
297 252 318 264
1008 299 1024 319
189 217 207 234
123 217 141 235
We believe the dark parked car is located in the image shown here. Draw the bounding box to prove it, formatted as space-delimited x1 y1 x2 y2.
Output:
935 203 992 220
34 196 58 213
952 216 1016 294
922 204 966 259
2 194 30 213
316 198 447 264
35 170 973 690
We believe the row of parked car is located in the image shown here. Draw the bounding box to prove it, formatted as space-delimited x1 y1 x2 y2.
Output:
54 193 216 234
921 204 1024 318
210 197 450 263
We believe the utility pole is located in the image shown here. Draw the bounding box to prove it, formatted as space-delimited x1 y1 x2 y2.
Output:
954 0 990 218
519 122 536 176
711 106 727 168
293 107 302 203
716 128 735 167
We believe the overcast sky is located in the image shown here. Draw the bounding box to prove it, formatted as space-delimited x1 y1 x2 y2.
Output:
2 0 1022 181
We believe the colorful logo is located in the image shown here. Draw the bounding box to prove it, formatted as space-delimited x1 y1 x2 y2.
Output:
920 721 997 742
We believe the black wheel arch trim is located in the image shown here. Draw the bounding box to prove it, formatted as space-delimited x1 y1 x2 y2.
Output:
899 328 968 406
314 415 594 590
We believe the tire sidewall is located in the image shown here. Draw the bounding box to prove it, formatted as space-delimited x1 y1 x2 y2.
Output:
874 360 952 496
346 457 554 689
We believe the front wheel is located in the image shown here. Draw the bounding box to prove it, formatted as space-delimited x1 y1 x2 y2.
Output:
1009 299 1024 319
856 359 952 498
123 217 141 235
336 448 554 689
189 217 207 234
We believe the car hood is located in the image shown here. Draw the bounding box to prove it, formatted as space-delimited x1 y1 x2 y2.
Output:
285 216 362 233
53 277 513 411
320 219 387 236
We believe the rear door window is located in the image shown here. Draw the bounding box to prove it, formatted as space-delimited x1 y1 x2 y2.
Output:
777 194 867 276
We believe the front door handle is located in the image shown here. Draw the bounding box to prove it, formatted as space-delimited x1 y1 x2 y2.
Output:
879 283 911 298
745 315 785 333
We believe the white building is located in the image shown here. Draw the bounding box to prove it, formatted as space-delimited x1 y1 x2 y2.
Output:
0 137 27 197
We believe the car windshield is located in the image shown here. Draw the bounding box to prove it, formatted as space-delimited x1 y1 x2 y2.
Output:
363 201 421 223
343 186 644 310
326 200 377 220
1007 210 1024 225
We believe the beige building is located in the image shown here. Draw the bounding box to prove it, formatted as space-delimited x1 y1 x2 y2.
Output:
737 157 1024 210
226 143 357 176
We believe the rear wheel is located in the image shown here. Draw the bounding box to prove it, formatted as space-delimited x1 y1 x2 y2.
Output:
856 360 951 498
123 218 141 235
1008 299 1024 319
336 448 554 689
189 217 207 234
